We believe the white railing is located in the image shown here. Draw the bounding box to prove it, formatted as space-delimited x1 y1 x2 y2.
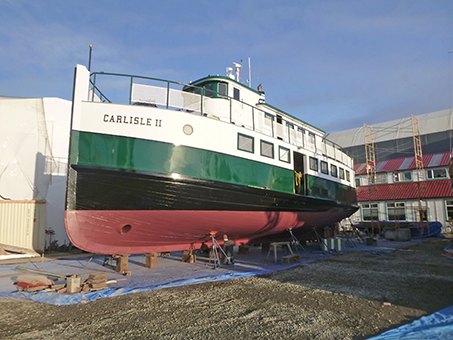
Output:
91 72 353 168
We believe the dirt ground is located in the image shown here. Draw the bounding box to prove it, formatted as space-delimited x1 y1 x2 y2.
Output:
1 238 453 340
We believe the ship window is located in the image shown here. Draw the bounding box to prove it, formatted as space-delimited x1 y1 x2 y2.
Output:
218 83 227 96
238 133 254 153
346 170 350 182
320 161 328 174
264 113 274 126
298 127 305 134
234 88 240 100
308 132 315 144
279 146 290 163
339 168 345 180
426 168 448 179
330 164 338 177
387 202 406 221
261 140 274 158
309 157 318 171
286 122 294 129
204 83 215 97
276 115 283 124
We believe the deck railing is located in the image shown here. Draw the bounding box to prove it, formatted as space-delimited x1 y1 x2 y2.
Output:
89 72 353 168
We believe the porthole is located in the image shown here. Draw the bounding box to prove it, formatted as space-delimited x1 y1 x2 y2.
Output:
183 124 194 135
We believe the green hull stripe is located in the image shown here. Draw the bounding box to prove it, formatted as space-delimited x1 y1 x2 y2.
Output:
70 131 295 194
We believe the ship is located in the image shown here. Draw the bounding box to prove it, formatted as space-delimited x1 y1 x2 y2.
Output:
65 63 357 254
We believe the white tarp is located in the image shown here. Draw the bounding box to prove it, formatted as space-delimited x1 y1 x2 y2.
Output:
0 97 72 248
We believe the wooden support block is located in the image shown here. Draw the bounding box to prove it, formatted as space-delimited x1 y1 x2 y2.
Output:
281 254 301 266
182 250 196 263
114 254 130 273
145 253 158 268
261 243 270 253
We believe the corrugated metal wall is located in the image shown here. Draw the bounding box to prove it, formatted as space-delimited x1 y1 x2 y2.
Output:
0 200 46 252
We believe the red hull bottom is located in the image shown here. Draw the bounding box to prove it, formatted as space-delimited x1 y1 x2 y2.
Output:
65 210 351 254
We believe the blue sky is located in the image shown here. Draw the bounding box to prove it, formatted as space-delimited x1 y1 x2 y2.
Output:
1 0 453 132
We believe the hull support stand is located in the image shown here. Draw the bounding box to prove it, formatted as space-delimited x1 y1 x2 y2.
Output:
145 253 158 268
208 232 232 269
113 254 130 273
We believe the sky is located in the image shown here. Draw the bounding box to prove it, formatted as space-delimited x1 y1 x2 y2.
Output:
1 0 453 133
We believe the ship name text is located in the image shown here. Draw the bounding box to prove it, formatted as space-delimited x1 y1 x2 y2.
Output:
103 114 162 127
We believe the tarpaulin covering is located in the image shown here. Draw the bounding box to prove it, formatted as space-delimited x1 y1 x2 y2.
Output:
0 262 303 306
408 221 443 238
368 305 453 340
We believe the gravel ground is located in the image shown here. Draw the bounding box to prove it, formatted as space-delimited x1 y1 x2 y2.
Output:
1 238 453 340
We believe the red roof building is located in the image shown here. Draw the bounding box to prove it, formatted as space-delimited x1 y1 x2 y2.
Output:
353 152 453 226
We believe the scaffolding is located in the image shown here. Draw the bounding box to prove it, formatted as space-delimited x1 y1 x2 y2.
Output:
364 124 377 236
411 115 428 237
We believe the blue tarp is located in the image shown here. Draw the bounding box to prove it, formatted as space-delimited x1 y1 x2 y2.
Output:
0 261 303 305
368 305 453 340
408 222 444 238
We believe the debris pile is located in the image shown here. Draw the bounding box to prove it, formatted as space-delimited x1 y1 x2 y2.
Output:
15 273 125 295
83 273 108 292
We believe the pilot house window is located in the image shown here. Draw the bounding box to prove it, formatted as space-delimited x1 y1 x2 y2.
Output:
233 88 240 100
218 83 227 96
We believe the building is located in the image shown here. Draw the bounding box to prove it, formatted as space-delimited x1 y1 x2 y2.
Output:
329 109 453 228
353 152 452 226
0 97 71 252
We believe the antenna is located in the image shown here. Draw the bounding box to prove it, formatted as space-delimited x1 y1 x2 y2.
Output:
88 45 93 72
248 57 251 88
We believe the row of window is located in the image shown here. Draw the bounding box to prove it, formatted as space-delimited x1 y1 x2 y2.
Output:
238 133 290 163
264 113 316 144
356 168 449 186
309 156 351 182
238 133 351 182
361 202 426 221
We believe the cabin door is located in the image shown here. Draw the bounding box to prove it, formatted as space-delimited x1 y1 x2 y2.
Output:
293 151 305 195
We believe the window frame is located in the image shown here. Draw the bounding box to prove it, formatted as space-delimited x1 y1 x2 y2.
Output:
386 202 407 221
320 161 328 174
330 164 338 178
361 203 379 221
393 171 413 183
237 133 254 153
260 140 274 159
278 146 291 163
346 170 350 182
370 173 387 184
233 87 240 101
426 168 448 180
309 157 318 171
339 167 345 180
446 200 453 221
